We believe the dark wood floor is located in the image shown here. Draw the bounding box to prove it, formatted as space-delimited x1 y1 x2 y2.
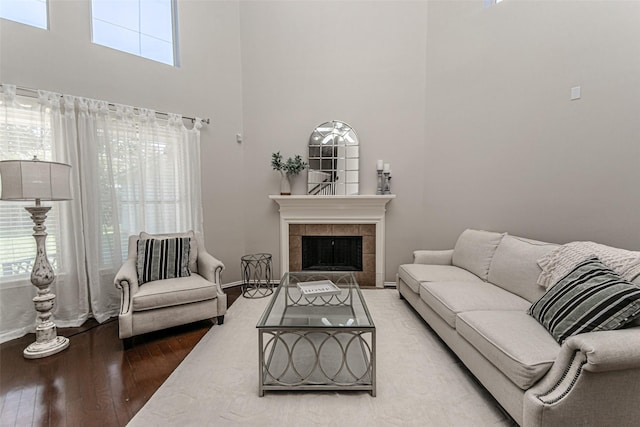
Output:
0 287 242 427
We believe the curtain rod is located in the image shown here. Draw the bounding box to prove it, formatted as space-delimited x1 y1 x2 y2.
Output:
9 85 210 125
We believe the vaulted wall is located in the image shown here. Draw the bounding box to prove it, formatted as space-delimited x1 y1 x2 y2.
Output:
2 0 638 285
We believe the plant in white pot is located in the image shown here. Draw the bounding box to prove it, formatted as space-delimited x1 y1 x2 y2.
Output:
271 152 308 195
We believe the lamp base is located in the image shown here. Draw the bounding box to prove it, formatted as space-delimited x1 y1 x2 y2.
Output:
24 335 69 359
23 205 70 359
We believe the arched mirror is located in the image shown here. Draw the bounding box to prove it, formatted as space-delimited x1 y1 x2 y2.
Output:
307 120 359 195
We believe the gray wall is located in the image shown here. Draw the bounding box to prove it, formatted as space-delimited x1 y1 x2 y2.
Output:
423 0 640 251
0 0 247 281
239 0 429 279
2 0 638 285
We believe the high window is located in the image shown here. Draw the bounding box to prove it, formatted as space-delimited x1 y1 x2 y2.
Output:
0 0 48 30
91 0 177 66
484 0 504 7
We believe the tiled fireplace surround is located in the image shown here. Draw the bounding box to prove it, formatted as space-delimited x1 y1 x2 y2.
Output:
289 223 376 287
269 195 395 288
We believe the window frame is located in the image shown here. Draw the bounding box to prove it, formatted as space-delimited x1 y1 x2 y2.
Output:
0 0 49 30
89 0 179 67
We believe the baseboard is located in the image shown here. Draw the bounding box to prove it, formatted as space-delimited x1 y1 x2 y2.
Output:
222 281 242 289
384 281 397 288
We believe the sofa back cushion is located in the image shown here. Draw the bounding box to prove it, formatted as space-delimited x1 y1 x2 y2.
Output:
488 235 559 303
452 229 505 281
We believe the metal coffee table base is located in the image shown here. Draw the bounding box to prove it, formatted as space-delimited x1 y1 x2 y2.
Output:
258 328 376 396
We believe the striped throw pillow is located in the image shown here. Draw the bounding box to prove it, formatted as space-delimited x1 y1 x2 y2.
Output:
137 237 192 285
528 256 640 343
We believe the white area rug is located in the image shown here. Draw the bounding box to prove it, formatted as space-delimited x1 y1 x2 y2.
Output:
128 289 515 426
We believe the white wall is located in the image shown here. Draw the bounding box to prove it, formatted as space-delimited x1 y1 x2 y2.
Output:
423 0 640 250
239 0 429 279
0 0 247 281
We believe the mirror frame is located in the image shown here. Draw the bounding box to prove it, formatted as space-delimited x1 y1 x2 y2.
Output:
307 120 359 195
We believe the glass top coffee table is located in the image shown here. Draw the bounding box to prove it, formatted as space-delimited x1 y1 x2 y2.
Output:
256 271 376 396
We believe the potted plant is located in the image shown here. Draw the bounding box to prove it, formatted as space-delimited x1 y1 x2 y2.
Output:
271 152 308 195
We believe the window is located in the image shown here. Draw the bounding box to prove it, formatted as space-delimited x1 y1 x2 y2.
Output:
91 0 177 66
0 94 61 282
484 0 504 7
96 119 188 264
0 0 48 30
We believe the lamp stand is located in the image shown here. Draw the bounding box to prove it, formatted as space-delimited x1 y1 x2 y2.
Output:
23 205 69 359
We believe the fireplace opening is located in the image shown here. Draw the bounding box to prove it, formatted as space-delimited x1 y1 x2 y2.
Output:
302 236 363 271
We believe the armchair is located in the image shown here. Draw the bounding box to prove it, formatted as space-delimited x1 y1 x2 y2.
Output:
114 231 226 342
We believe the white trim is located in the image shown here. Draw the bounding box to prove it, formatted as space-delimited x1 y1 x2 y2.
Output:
269 195 395 288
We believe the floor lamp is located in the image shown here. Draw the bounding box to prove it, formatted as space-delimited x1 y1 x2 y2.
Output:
0 157 72 359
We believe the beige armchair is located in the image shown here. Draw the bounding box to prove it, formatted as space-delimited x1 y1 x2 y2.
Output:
114 231 226 343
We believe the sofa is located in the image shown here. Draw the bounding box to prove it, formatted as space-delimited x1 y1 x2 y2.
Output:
397 229 640 426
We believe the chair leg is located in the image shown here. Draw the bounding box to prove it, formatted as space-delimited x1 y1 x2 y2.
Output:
122 337 134 350
217 315 225 325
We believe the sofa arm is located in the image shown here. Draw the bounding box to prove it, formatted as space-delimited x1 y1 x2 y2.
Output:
524 328 640 426
565 328 640 372
114 258 139 316
198 250 225 285
413 249 453 265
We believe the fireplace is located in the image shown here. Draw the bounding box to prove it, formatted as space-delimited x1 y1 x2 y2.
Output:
302 236 363 271
269 195 395 287
289 224 375 287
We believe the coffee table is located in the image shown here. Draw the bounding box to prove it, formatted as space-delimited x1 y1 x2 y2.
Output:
256 271 376 396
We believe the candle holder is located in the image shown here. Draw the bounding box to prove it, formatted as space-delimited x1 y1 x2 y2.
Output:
376 170 384 195
383 172 392 194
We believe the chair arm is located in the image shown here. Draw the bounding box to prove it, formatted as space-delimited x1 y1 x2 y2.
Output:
198 250 225 285
413 249 453 265
114 258 139 316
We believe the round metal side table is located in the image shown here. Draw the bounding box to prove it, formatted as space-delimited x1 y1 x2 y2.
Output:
241 253 273 298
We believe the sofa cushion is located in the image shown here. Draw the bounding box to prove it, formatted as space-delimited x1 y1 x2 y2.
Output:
137 237 191 285
457 311 559 389
140 230 198 272
452 229 505 281
488 235 559 303
529 257 640 343
420 281 531 328
132 273 217 311
398 264 483 294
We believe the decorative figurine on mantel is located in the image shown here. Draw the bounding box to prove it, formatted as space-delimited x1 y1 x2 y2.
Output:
271 152 308 195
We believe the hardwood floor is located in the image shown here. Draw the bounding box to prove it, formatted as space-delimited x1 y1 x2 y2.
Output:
0 287 242 427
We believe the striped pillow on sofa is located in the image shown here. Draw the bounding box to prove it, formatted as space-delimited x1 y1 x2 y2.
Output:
528 256 640 343
137 237 192 285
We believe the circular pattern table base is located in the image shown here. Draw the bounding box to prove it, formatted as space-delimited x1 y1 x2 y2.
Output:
241 253 273 299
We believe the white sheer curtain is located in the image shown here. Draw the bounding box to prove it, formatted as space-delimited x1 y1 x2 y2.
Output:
77 98 204 323
0 84 204 342
0 86 89 343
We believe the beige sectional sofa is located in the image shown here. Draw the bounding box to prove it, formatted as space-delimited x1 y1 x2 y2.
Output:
397 229 640 426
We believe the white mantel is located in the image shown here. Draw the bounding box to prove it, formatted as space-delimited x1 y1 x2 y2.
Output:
269 195 395 287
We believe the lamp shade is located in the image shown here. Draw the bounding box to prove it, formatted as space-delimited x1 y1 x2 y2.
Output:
0 159 72 201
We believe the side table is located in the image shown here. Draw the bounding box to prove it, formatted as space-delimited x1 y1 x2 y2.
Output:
241 253 273 298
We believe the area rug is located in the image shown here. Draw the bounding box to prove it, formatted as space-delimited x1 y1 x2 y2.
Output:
128 289 516 426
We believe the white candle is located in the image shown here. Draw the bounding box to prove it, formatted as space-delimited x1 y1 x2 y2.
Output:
383 163 390 173
376 160 383 170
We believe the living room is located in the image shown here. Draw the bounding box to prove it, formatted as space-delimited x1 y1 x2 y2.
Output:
1 0 639 426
